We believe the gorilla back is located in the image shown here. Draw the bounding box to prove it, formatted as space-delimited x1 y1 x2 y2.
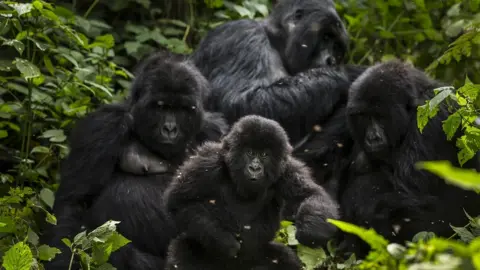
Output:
43 52 228 270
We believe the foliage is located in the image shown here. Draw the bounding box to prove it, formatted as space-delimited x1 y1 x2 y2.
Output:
0 0 479 269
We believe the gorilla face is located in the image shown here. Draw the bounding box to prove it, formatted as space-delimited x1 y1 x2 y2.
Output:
347 61 419 161
132 92 203 159
273 0 348 74
223 115 292 197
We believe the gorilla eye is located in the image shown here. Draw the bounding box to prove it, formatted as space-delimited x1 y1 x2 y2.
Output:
260 152 268 157
294 9 304 21
323 34 332 41
191 106 197 110
157 101 165 107
246 150 254 156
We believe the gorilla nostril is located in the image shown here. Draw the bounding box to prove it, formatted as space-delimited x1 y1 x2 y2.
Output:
248 164 261 173
162 124 178 139
326 56 336 66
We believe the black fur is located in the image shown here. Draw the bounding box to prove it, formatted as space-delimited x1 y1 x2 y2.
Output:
164 115 339 270
339 60 480 257
42 52 228 270
190 0 369 199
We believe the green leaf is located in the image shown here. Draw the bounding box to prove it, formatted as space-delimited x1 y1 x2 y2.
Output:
88 34 115 49
96 263 116 270
37 245 61 261
417 103 430 133
124 41 141 55
0 130 8 139
39 188 55 209
297 245 326 270
429 86 453 109
30 146 50 154
442 111 462 141
46 212 57 225
416 161 480 192
27 229 39 245
328 219 389 250
43 56 54 75
286 225 299 246
412 231 436 242
92 242 112 265
40 129 66 142
26 37 48 51
450 225 475 243
108 231 131 252
2 39 25 55
61 238 72 248
14 58 41 80
457 76 479 101
204 0 223 8
8 3 33 16
2 242 33 270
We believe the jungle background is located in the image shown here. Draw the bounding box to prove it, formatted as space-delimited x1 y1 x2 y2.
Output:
0 0 479 269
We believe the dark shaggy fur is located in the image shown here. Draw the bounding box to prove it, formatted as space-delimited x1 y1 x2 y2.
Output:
339 60 480 257
191 0 368 197
42 52 228 270
164 115 339 270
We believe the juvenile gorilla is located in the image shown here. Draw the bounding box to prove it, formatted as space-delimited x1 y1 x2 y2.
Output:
42 52 228 270
192 0 366 192
164 115 339 270
340 60 480 256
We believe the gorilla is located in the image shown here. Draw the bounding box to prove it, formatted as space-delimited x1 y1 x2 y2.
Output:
191 0 367 194
339 60 480 257
42 52 228 270
164 115 340 270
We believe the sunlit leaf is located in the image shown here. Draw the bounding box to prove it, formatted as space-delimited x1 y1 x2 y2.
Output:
37 245 61 261
14 58 41 80
2 242 33 270
416 161 480 192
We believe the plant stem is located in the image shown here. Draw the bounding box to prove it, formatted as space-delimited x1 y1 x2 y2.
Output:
84 0 100 18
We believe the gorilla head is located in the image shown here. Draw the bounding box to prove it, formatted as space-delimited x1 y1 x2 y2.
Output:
128 52 208 159
222 115 292 196
346 60 422 160
266 0 349 74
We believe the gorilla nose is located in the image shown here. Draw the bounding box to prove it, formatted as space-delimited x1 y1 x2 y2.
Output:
248 164 262 174
161 123 178 140
325 56 337 66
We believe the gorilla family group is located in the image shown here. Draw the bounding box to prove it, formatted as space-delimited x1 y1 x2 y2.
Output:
42 0 480 269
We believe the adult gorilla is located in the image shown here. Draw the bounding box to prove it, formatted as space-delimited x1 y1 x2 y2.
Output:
191 0 366 195
42 52 228 270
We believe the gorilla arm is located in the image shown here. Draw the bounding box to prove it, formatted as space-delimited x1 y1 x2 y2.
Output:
192 20 349 142
164 143 240 257
44 104 132 266
278 157 340 247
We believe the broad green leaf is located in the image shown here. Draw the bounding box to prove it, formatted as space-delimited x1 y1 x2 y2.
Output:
37 245 61 261
108 231 131 252
457 76 480 101
88 34 115 49
412 231 436 242
88 221 121 243
30 146 50 154
92 243 112 265
442 111 461 140
417 103 430 133
14 58 41 80
46 212 57 225
0 216 16 233
43 56 55 75
27 229 39 245
416 161 480 192
39 188 55 209
124 41 141 55
286 225 299 246
2 242 33 270
8 3 33 16
386 243 406 259
451 225 475 243
61 238 72 248
40 129 66 142
96 263 116 270
204 0 224 8
328 219 389 250
32 1 43 10
26 37 48 51
429 87 453 109
0 130 8 139
2 39 24 54
297 245 326 270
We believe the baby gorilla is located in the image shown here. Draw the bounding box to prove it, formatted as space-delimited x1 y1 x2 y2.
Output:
164 115 339 270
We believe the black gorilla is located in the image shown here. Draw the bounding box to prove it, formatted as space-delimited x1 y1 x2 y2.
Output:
164 115 340 270
42 52 228 270
339 60 480 256
191 0 366 196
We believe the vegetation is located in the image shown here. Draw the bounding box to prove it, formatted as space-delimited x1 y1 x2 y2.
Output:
0 0 478 269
